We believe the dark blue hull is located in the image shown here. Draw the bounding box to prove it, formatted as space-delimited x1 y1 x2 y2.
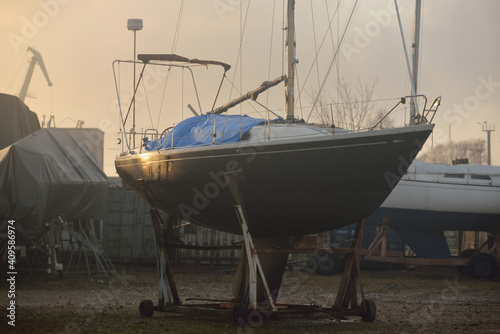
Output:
366 207 500 233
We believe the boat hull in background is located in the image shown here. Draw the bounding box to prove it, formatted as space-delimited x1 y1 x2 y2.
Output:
368 179 500 232
365 160 500 258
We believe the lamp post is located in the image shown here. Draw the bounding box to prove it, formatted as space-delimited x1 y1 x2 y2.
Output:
478 121 495 165
127 18 143 148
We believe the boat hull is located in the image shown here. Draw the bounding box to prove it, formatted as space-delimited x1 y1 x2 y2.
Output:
367 178 500 232
116 124 433 237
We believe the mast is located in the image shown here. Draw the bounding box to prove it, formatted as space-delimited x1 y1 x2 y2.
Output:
410 0 422 120
285 0 296 121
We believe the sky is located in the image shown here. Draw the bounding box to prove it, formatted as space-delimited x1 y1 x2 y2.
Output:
1 0 499 175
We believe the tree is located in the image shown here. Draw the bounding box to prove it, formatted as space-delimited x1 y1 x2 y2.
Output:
418 139 486 164
309 77 392 130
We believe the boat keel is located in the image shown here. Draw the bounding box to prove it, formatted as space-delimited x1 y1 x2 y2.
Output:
139 171 376 327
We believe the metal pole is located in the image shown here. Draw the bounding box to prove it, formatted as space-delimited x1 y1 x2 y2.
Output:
487 129 491 165
410 0 422 120
479 122 495 165
127 18 142 149
286 0 295 122
133 30 136 148
394 0 420 122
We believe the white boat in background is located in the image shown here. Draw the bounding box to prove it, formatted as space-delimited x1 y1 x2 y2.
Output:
366 160 500 257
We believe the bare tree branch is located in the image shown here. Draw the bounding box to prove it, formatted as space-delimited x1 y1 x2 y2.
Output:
418 139 486 164
309 77 392 130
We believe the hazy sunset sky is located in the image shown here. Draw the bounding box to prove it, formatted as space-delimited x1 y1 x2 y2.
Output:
1 0 499 175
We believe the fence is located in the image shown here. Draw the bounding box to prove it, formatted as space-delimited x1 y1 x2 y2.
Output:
102 184 240 264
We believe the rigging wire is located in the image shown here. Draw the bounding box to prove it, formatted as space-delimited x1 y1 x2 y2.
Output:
310 0 321 90
325 0 343 125
171 0 184 53
402 62 409 125
253 99 284 120
224 0 252 140
223 76 266 119
182 67 184 121
295 64 304 120
265 0 277 108
117 62 123 135
320 96 400 107
297 2 341 106
141 75 155 128
205 93 401 122
213 71 230 140
228 1 252 103
123 64 147 126
306 0 359 123
155 0 184 129
265 0 277 138
157 67 171 128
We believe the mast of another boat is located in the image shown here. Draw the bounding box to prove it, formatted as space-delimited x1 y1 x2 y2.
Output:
285 0 296 122
410 0 422 121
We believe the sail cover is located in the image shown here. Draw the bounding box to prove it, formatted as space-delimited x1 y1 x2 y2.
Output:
0 128 108 242
145 114 269 151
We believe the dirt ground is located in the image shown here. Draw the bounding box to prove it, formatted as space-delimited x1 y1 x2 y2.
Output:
1 263 499 334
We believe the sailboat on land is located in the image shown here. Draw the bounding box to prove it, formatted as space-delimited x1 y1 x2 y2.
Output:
114 1 437 238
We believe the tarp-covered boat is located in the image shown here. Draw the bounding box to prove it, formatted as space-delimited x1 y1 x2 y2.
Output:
0 128 108 242
0 93 40 150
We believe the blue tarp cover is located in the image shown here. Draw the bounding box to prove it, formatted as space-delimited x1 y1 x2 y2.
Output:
145 114 267 150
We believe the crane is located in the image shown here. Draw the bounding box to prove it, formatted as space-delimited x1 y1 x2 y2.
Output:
18 47 53 101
